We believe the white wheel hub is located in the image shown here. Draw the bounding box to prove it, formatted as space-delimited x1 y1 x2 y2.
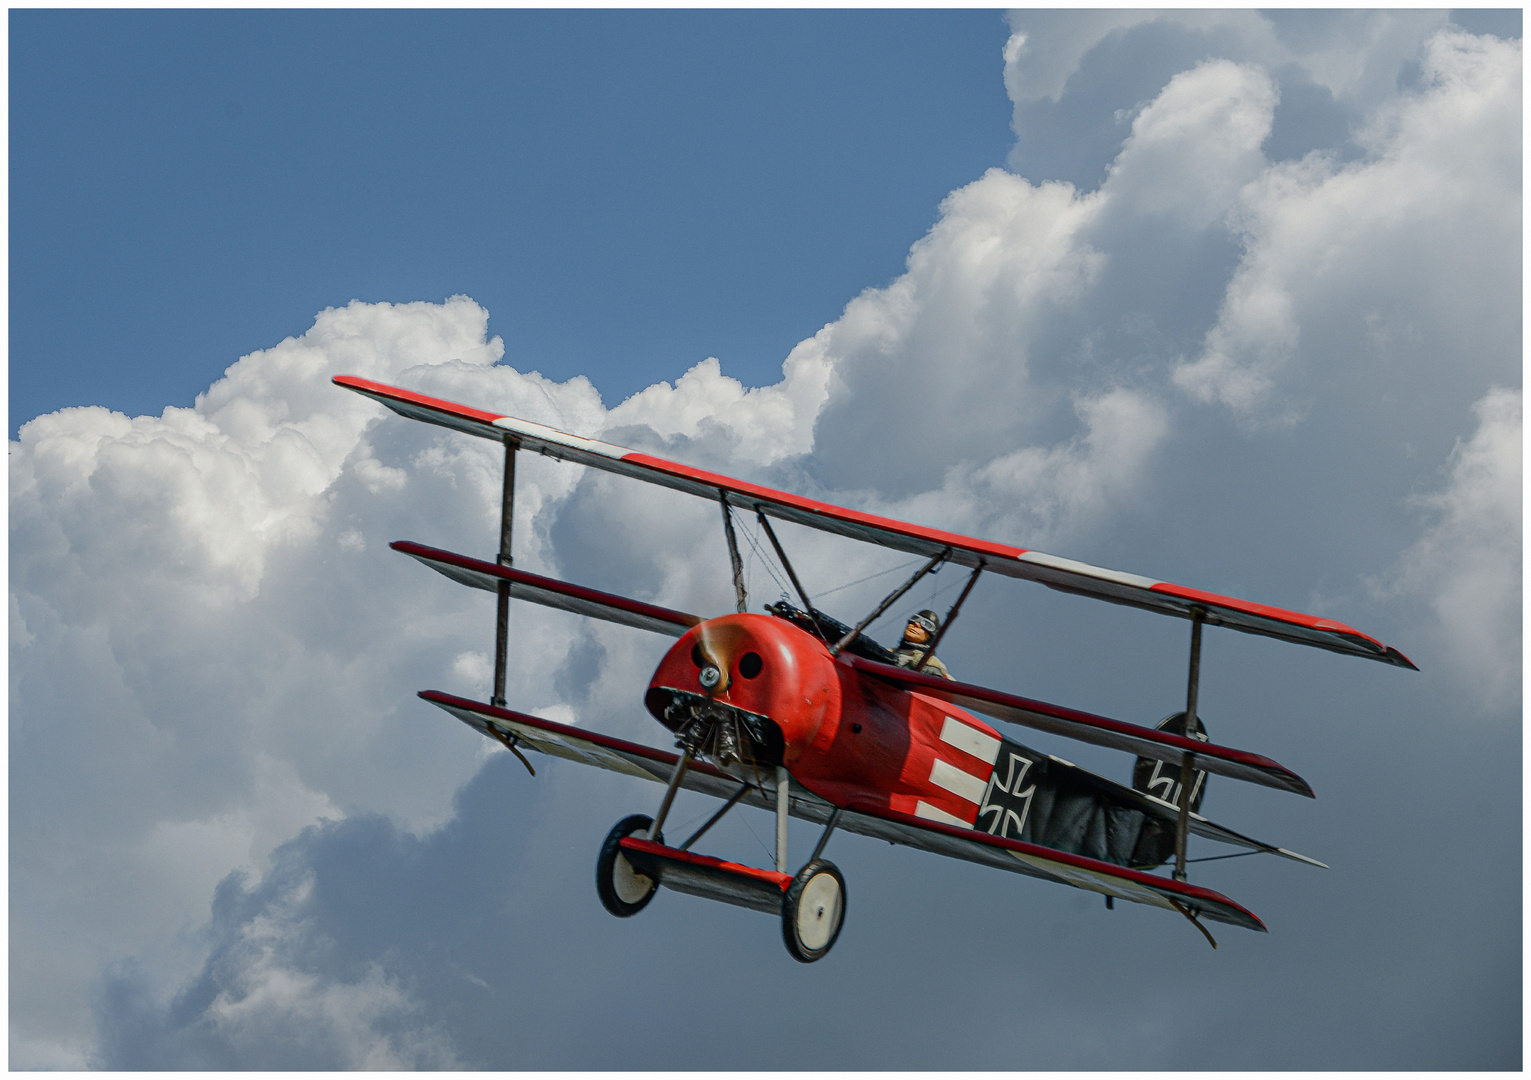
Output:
612 852 654 904
794 870 843 951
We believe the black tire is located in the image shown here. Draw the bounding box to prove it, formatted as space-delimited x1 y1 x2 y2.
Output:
596 814 661 918
781 859 846 963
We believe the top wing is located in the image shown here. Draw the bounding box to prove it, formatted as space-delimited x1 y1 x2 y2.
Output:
422 690 1267 931
336 375 1415 669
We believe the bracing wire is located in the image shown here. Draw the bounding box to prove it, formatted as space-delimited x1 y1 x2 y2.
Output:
744 520 756 601
738 807 777 864
814 555 926 600
862 563 973 638
733 515 968 646
737 523 942 609
1186 849 1263 864
739 519 794 600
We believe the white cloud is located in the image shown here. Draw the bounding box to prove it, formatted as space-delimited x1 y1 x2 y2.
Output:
807 168 1109 495
806 53 1283 540
1002 9 1164 105
199 920 461 1070
1374 388 1522 711
941 386 1170 546
1175 29 1521 419
1102 60 1277 231
93 865 461 1069
1002 10 1454 118
606 353 830 465
10 299 572 1062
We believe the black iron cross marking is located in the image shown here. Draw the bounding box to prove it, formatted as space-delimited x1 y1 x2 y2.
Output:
977 751 1036 840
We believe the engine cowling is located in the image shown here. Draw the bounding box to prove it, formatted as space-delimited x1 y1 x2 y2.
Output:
645 613 840 769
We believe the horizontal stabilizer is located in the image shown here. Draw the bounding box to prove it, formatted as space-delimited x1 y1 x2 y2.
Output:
1048 752 1326 866
419 691 1267 931
392 541 700 637
846 654 1314 798
337 375 1414 668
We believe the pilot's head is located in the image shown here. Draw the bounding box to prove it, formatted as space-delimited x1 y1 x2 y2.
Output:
902 609 940 647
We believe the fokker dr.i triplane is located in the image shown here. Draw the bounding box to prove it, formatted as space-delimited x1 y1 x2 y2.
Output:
337 374 1414 961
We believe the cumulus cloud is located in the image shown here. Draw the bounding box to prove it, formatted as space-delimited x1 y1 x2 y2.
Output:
806 169 1108 495
11 16 1522 1071
96 846 460 1069
1002 9 1165 106
10 298 604 1061
606 352 830 466
877 387 1169 552
803 50 1282 531
998 10 1482 205
1373 388 1522 711
9 293 854 1065
1102 60 1277 230
1175 29 1522 419
1002 10 1455 122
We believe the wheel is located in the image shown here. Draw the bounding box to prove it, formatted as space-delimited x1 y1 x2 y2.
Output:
596 814 661 918
781 859 846 963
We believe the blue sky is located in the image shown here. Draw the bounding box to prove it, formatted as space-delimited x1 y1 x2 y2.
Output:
11 9 1012 431
10 9 1522 1070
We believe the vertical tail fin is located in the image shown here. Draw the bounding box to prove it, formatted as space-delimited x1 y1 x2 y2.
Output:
1129 712 1209 868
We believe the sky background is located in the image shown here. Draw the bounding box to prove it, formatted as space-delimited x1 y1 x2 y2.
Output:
10 9 1014 433
10 8 1522 1070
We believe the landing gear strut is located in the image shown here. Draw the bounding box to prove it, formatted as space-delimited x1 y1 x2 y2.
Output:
596 776 851 962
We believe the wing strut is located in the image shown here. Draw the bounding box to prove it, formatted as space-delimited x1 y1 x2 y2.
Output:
720 494 749 614
650 749 694 841
756 512 821 638
775 765 790 873
1173 608 1206 881
830 549 948 657
492 436 519 708
915 563 984 672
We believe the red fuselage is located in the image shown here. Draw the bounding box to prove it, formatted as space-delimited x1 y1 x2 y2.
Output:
646 613 1003 827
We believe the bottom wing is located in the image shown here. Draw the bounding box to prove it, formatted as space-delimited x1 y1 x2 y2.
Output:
420 691 1265 931
836 802 1264 931
422 690 838 818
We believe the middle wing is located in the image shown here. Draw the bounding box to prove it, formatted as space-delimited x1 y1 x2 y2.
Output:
844 654 1316 797
397 541 1313 798
392 541 700 637
421 691 1267 930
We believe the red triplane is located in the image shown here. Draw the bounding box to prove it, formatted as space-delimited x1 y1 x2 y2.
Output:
337 375 1414 961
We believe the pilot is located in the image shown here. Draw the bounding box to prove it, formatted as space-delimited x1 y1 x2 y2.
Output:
893 609 952 679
